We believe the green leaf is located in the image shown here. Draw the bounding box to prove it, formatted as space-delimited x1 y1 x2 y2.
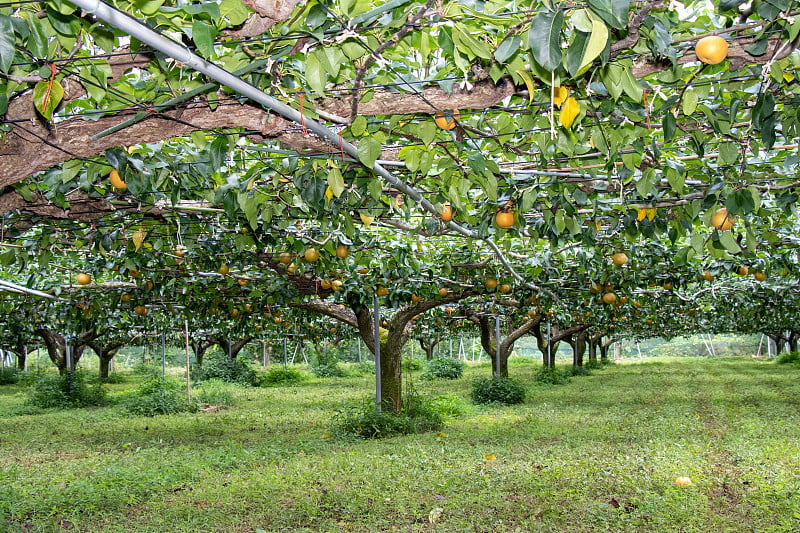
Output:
305 52 326 95
636 168 654 197
219 0 249 25
682 88 698 116
666 165 685 192
33 79 64 120
663 112 677 142
357 136 382 169
0 15 15 73
327 167 345 198
494 35 520 63
350 115 367 137
134 0 165 15
528 8 563 72
350 0 413 26
192 20 217 58
718 230 741 253
515 69 537 104
568 10 608 77
27 18 48 58
452 25 493 60
720 0 748 11
565 31 590 77
587 0 630 29
717 142 739 166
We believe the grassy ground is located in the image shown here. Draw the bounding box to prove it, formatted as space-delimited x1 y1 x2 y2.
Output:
1 357 799 532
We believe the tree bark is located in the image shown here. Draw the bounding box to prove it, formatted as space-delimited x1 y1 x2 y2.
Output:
190 338 216 367
788 331 799 353
214 337 253 360
34 328 97 374
468 312 542 377
87 340 126 379
600 337 616 362
533 322 589 368
9 335 27 371
571 330 587 368
588 333 602 365
417 336 440 360
291 289 475 412
767 333 787 355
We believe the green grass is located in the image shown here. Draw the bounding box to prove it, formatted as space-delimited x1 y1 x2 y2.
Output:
1 357 799 532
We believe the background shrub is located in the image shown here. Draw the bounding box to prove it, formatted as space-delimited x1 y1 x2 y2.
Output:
310 346 348 378
534 367 571 385
191 350 259 386
470 376 526 405
775 351 800 365
260 366 308 387
402 358 422 372
333 391 443 439
0 367 20 385
428 393 471 419
124 376 195 416
193 378 236 407
421 357 465 380
27 371 107 409
348 360 376 376
569 365 591 377
101 372 125 384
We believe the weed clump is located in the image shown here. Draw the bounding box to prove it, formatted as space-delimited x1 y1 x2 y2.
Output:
775 351 800 365
470 376 526 405
534 367 571 385
428 393 471 419
124 376 195 416
402 358 422 372
350 361 376 376
569 365 591 377
192 351 260 386
334 393 443 439
260 366 308 387
0 367 20 385
27 370 107 409
193 379 236 407
421 357 465 380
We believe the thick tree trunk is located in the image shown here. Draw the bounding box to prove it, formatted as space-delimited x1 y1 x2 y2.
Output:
768 334 787 355
588 333 602 364
472 313 541 378
34 329 97 374
572 330 587 368
87 340 125 379
215 337 253 360
99 354 112 379
10 336 27 370
355 307 407 412
292 289 476 413
788 331 799 353
190 338 216 367
418 337 440 360
600 338 615 362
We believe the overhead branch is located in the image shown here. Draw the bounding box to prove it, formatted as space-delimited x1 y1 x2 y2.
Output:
288 299 359 328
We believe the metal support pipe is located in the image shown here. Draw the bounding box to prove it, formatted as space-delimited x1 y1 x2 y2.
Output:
161 332 166 378
282 337 288 366
65 338 74 393
184 320 191 401
495 315 501 377
71 0 544 295
373 295 382 412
